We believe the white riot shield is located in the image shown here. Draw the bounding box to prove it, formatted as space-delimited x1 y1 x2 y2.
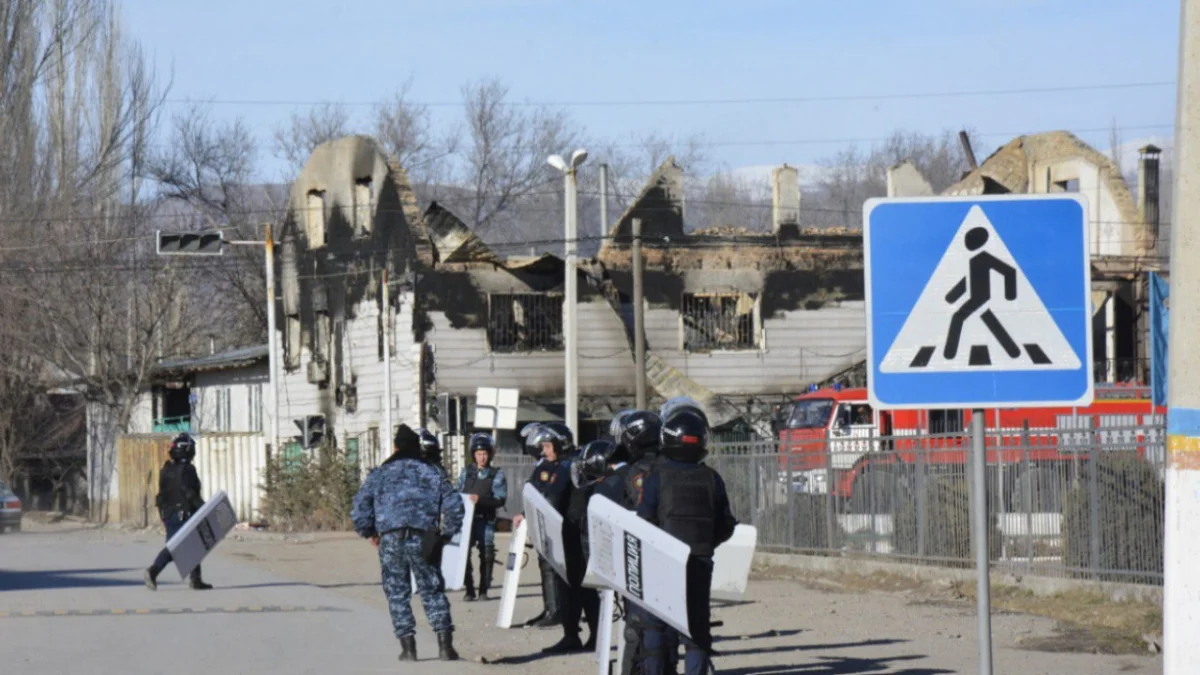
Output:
522 483 568 581
165 490 237 580
711 524 758 601
496 519 529 629
412 494 475 592
583 494 692 638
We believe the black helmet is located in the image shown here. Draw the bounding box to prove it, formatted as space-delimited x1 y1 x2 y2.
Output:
526 422 574 459
660 409 709 463
614 410 663 461
416 428 441 463
469 432 495 458
520 422 543 459
572 439 625 488
659 397 710 429
168 433 196 462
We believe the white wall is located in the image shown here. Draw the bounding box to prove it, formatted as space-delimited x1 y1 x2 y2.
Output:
192 366 269 434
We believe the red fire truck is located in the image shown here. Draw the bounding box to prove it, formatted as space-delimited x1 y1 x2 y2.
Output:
776 383 1165 513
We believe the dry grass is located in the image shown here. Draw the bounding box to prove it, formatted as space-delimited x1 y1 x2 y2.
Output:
752 564 1162 655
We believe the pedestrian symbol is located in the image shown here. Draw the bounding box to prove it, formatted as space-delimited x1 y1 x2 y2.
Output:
878 205 1081 373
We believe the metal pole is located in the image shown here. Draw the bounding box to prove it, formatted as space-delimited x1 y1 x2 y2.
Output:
382 269 393 449
600 163 609 239
264 224 279 453
970 409 993 675
565 169 579 439
632 217 647 409
1166 3 1200 670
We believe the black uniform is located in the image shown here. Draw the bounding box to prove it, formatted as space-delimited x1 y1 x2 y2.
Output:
144 441 211 590
557 477 602 650
638 461 737 675
524 457 573 627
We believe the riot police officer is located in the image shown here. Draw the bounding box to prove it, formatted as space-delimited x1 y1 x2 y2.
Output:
144 433 212 591
456 432 508 601
351 424 466 662
511 422 574 628
637 403 738 675
609 409 679 675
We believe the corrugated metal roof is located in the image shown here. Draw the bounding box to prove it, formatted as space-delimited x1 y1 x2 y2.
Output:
155 344 269 374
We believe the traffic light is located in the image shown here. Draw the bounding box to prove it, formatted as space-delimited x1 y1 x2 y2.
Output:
295 415 326 449
156 229 225 256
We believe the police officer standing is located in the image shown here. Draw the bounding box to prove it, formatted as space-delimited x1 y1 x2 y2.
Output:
351 424 466 662
610 410 679 675
456 432 508 601
511 422 575 628
637 403 738 675
143 433 212 591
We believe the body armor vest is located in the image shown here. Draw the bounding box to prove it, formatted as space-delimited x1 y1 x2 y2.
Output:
656 464 719 556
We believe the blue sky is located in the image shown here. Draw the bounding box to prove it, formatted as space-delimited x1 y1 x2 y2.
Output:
123 0 1181 182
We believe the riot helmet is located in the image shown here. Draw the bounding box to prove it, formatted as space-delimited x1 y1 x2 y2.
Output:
469 432 495 464
526 423 574 461
659 397 710 429
520 422 545 459
571 439 624 488
416 428 441 464
168 433 196 462
616 410 663 461
660 408 710 464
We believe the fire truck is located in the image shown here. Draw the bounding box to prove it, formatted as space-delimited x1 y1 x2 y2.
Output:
776 383 1166 513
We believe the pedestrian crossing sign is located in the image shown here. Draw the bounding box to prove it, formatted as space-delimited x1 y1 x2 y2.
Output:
864 194 1094 410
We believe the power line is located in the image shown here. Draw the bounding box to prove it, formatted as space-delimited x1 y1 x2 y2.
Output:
163 81 1176 109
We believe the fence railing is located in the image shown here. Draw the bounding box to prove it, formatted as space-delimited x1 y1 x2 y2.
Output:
493 420 1166 586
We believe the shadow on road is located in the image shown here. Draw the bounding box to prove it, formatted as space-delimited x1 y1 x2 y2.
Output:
716 638 909 658
719 653 953 675
0 567 141 591
714 628 807 643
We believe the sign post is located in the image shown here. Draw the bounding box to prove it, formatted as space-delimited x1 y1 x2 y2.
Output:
864 194 1094 675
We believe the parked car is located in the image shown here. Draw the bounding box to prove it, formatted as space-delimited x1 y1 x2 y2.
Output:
0 481 21 532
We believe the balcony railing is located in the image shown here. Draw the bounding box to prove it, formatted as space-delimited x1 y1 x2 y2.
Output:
152 416 191 434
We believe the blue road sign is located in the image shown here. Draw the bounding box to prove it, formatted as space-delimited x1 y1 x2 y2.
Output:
864 194 1093 410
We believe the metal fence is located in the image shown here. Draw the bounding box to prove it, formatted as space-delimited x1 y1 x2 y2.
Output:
494 421 1166 586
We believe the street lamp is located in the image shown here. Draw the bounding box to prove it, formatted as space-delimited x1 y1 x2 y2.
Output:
547 149 587 440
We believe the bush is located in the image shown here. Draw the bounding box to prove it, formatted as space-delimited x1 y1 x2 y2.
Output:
1062 452 1163 582
892 476 1001 564
260 443 361 532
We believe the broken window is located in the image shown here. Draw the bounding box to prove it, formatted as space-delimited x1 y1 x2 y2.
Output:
487 293 564 353
681 292 760 352
353 178 372 237
306 190 326 244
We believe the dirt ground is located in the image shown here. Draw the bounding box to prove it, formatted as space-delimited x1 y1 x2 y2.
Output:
206 526 1162 675
19 514 1161 674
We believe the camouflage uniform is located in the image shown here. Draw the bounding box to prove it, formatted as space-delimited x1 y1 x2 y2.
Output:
351 456 465 640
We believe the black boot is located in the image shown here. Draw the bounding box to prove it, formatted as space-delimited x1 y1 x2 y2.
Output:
437 631 459 661
143 567 159 591
532 564 562 627
479 545 495 600
398 635 417 662
188 565 213 590
541 633 585 654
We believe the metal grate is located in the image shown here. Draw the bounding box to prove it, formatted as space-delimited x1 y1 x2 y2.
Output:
682 292 758 352
488 293 564 353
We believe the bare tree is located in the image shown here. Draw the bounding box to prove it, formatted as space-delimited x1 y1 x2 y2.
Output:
588 131 709 215
442 77 582 240
147 104 272 347
272 102 352 176
372 77 454 197
806 129 983 227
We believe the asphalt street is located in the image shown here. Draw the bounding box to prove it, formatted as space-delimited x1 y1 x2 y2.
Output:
0 524 491 675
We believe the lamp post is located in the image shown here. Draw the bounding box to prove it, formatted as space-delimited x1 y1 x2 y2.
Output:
548 149 588 440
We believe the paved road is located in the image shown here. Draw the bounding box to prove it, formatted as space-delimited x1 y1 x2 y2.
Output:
0 524 490 675
1 522 1165 675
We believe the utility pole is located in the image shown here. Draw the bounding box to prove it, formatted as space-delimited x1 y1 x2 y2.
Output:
548 149 588 440
600 163 609 239
1165 1 1200 671
263 224 280 456
382 269 393 453
632 218 647 408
